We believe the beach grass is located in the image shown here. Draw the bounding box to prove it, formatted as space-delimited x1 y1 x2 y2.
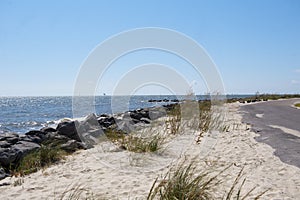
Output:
14 145 67 176
104 128 165 153
165 104 181 134
147 161 218 200
122 134 164 153
147 161 268 200
294 103 300 108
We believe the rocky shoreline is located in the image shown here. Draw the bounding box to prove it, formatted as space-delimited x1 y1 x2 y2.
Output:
0 104 177 180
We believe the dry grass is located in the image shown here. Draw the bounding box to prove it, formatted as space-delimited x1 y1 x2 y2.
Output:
164 99 228 142
165 104 181 135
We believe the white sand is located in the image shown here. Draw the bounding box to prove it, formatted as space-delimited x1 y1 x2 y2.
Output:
0 103 300 199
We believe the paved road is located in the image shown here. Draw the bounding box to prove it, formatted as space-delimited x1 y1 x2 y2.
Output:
240 98 300 168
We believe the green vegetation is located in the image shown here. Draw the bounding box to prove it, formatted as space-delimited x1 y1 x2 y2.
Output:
14 145 67 176
147 161 217 200
294 103 300 108
104 128 165 153
104 128 126 142
165 104 181 134
147 161 268 200
165 99 228 142
122 134 164 153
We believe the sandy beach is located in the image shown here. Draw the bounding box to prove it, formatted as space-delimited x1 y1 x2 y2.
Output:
0 102 299 199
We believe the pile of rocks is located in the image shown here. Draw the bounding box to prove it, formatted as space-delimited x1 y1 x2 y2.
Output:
148 99 179 103
0 104 177 180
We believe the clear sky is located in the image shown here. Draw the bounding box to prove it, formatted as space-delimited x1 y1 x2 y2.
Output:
0 0 300 96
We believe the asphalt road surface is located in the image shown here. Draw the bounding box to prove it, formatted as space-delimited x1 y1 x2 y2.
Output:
240 98 300 168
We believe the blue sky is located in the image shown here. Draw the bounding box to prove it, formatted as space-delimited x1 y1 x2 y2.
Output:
0 0 300 96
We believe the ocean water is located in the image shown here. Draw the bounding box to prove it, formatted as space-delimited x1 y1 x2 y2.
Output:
0 95 252 134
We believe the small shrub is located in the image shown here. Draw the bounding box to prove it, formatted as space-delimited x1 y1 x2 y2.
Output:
295 103 300 108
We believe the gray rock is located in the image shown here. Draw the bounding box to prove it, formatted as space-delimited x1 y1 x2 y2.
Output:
56 121 81 142
0 133 20 145
0 141 10 148
44 132 70 146
25 130 46 143
98 116 115 128
22 135 44 144
129 112 143 121
0 167 8 180
117 120 135 133
0 132 19 141
140 117 151 124
40 127 56 133
0 141 40 168
60 140 84 153
83 113 100 127
6 137 19 145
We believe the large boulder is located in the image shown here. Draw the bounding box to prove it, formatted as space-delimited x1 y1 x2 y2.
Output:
40 127 56 133
0 141 40 168
56 121 81 142
25 130 47 144
44 132 72 147
0 141 10 148
78 114 102 134
83 113 100 127
116 119 135 133
98 116 115 128
0 133 20 145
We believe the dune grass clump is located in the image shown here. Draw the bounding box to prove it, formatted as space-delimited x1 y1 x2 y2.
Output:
104 128 126 142
294 103 300 108
147 162 217 200
147 161 268 200
122 134 164 153
14 145 66 176
165 99 228 141
165 104 181 135
147 161 241 200
104 128 165 153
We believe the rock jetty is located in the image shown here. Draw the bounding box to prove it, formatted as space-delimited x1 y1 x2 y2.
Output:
0 104 177 180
